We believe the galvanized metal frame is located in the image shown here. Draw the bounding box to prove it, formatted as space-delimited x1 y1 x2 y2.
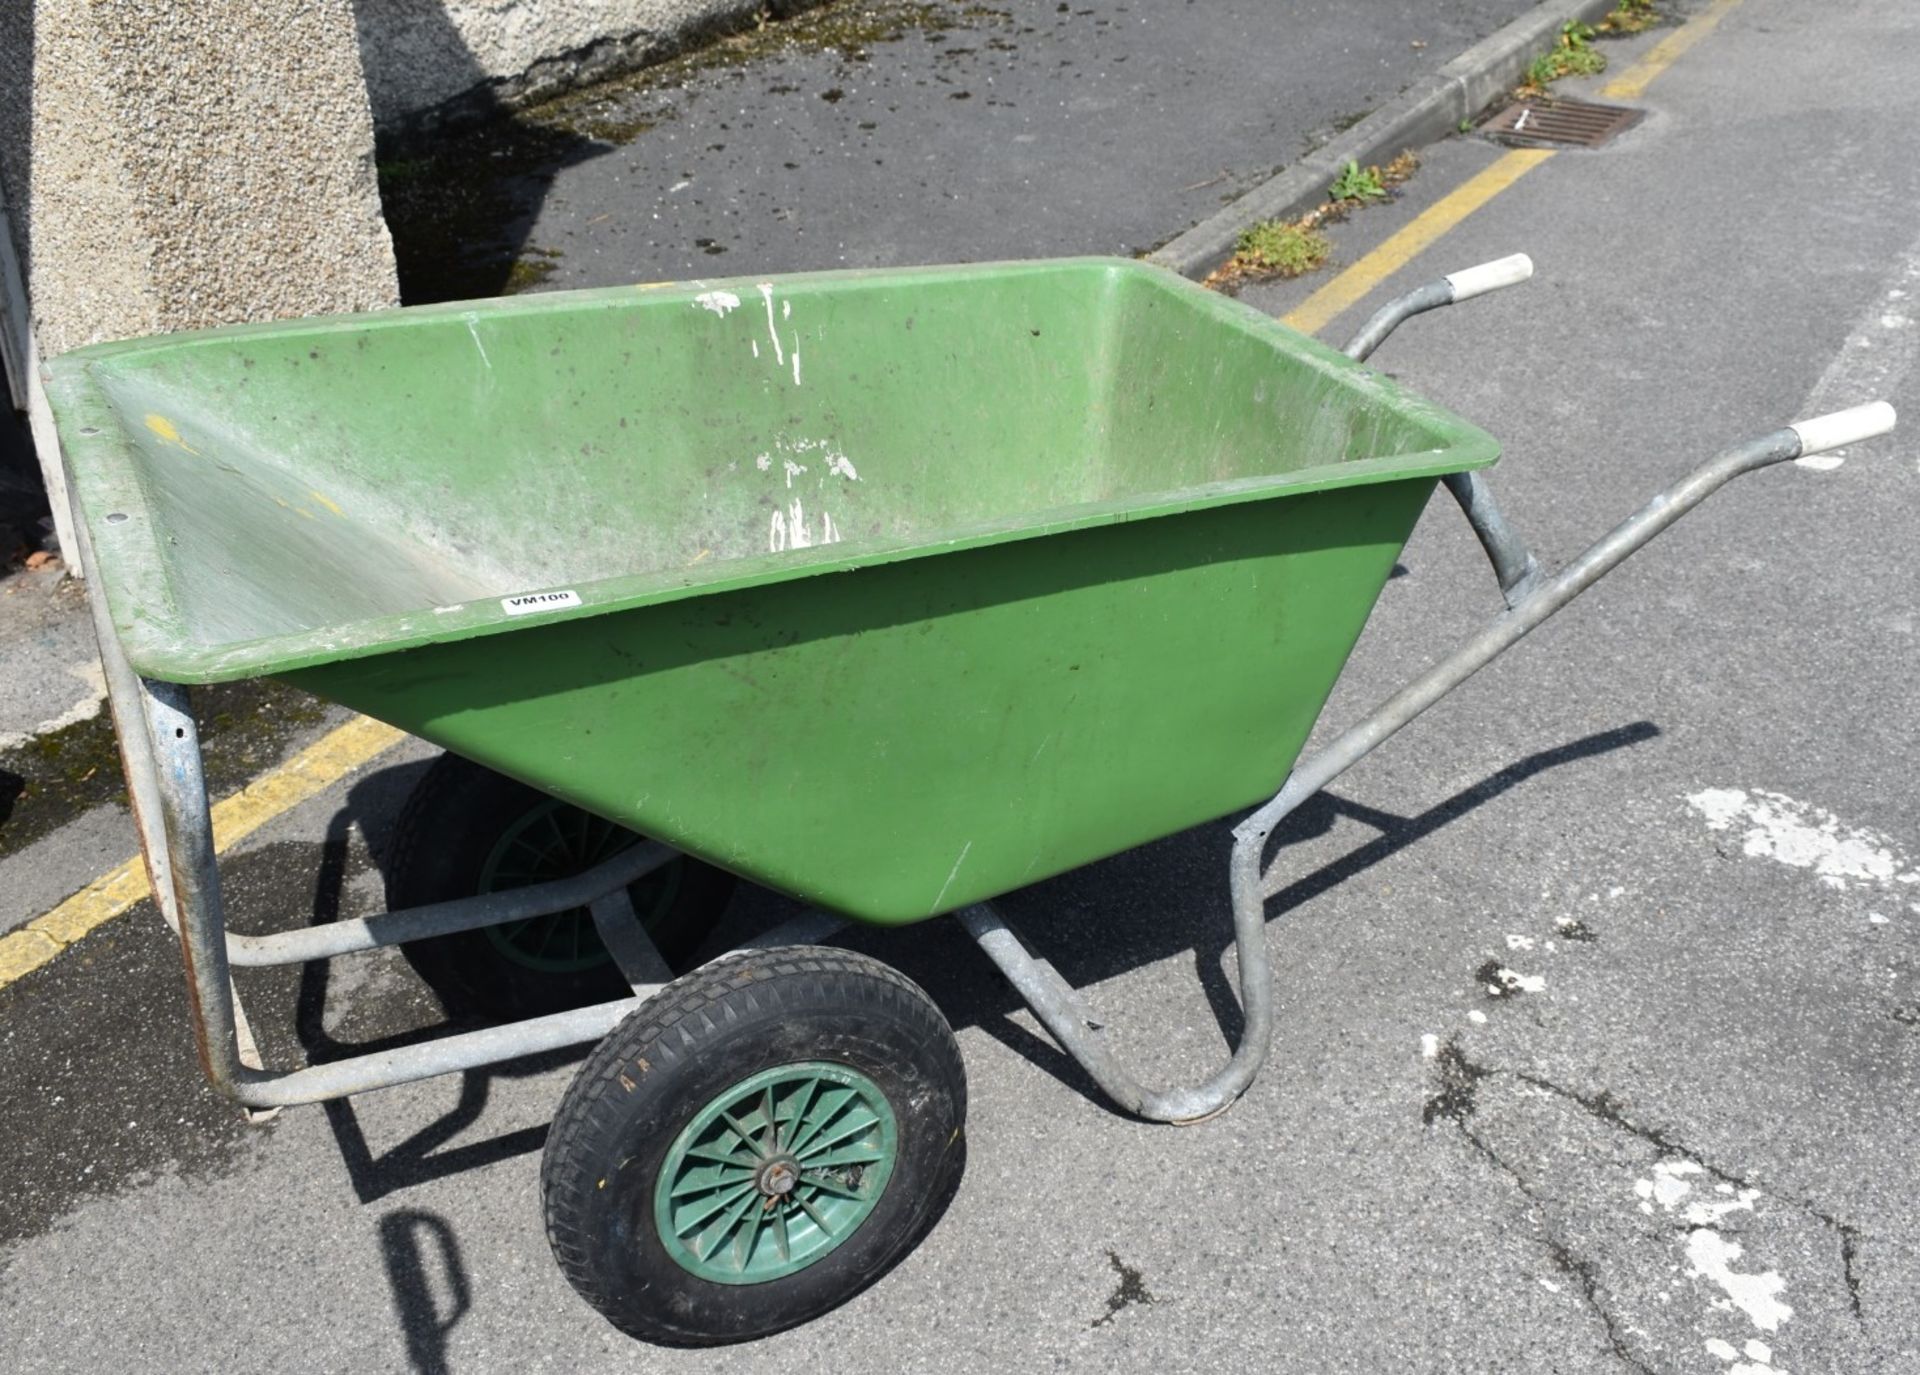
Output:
951 273 1822 1123
69 263 1868 1125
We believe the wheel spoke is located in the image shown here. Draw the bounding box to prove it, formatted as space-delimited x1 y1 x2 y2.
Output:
717 1111 763 1157
796 1109 881 1162
786 1086 856 1156
669 1162 755 1198
497 916 537 944
691 1188 761 1263
735 1201 769 1268
794 1193 835 1237
673 1179 755 1237
802 1145 886 1170
779 1075 819 1153
684 1143 755 1169
760 1086 778 1153
541 806 571 858
773 1203 791 1261
799 1170 866 1201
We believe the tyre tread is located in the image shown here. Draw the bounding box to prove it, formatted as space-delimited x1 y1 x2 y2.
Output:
541 946 963 1344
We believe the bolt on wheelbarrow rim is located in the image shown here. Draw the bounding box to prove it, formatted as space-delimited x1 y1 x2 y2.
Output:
653 1061 900 1285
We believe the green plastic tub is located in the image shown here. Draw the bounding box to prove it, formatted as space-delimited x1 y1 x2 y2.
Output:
48 258 1497 923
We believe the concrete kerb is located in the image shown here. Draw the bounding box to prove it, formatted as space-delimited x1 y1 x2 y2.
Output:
1148 0 1624 279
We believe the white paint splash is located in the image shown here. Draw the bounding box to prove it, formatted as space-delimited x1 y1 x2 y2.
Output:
1704 1336 1785 1375
1420 1033 1439 1059
755 453 772 471
1505 934 1536 951
767 498 840 553
693 290 741 317
1793 234 1920 470
1643 1159 1703 1209
783 458 807 488
1467 1009 1487 1025
1490 966 1545 995
826 452 859 480
1686 788 1916 891
756 283 785 365
752 339 760 358
792 348 802 386
782 299 791 320
1686 1228 1793 1333
1636 1159 1759 1226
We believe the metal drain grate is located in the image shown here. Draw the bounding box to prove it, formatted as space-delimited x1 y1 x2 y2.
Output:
1480 97 1644 149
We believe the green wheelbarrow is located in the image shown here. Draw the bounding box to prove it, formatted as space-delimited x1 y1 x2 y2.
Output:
45 255 1895 1345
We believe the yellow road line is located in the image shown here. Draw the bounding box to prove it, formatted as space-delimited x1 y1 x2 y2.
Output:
1282 0 1750 338
0 715 404 991
1283 149 1554 336
1602 0 1748 100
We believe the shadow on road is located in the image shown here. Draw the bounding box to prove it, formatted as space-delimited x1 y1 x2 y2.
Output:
379 1207 473 1375
1195 718 1664 1045
292 717 1662 1200
289 761 589 1205
916 719 1663 1104
277 717 1658 1361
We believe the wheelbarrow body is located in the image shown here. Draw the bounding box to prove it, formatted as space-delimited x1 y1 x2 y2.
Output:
42 246 1895 1344
50 258 1496 922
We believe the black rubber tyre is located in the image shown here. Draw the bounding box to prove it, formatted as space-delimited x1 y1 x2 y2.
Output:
542 947 967 1346
387 753 735 1019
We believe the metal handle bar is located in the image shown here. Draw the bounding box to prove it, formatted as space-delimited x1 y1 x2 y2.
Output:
1342 253 1533 363
966 395 1895 1124
1344 255 1546 605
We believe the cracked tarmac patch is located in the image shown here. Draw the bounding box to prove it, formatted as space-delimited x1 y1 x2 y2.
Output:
1090 1249 1157 1329
1421 1044 1871 1372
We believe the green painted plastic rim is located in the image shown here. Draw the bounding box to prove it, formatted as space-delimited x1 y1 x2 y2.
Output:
653 1061 899 1285
476 799 682 974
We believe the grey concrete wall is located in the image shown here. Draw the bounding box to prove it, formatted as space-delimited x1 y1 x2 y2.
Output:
349 0 812 130
0 0 401 564
0 0 399 359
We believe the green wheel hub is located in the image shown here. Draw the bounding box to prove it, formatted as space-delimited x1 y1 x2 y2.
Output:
477 798 681 974
654 1062 899 1285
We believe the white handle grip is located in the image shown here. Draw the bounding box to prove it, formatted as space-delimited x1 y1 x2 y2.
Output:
1444 253 1534 303
1790 400 1897 456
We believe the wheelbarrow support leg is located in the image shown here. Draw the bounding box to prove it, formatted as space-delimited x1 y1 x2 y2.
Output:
67 498 278 1118
957 896 1270 1125
966 399 1894 1125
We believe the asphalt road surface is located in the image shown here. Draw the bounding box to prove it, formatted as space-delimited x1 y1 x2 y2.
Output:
2 1 1916 1371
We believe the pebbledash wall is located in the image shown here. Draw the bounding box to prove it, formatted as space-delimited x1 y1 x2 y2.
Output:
0 0 795 560
352 0 818 130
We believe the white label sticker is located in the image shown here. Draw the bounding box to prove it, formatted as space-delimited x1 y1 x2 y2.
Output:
501 589 583 616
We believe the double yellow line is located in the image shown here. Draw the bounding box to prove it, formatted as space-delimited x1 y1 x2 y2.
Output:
0 0 1747 996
